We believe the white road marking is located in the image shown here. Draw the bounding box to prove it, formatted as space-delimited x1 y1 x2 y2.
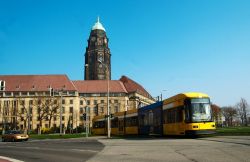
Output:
0 156 24 162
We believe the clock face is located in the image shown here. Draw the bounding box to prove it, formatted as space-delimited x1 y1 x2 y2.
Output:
97 38 103 45
98 54 103 62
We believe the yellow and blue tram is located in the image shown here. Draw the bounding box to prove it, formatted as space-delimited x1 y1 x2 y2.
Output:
92 92 216 136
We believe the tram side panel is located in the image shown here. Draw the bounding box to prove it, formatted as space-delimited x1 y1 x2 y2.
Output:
138 102 163 135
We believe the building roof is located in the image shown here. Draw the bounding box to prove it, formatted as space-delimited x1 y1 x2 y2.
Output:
119 76 153 99
72 80 128 93
0 74 154 99
91 17 106 31
0 75 77 92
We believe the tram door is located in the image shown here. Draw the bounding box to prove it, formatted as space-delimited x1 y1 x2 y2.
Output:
118 118 124 135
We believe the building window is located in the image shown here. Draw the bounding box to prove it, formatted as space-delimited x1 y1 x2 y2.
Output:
100 107 104 113
70 100 73 104
4 92 12 96
87 100 90 105
62 99 65 104
114 100 118 103
62 116 65 121
29 100 33 105
115 106 119 113
37 99 41 105
80 107 84 114
54 100 57 104
45 124 49 128
101 100 104 103
20 100 25 105
29 92 35 96
29 107 33 114
53 124 57 128
80 100 83 105
94 100 98 105
54 116 57 121
21 108 25 114
70 107 73 113
62 107 65 113
22 92 28 96
94 107 98 115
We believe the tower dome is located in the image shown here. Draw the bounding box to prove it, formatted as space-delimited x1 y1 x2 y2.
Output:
91 17 106 31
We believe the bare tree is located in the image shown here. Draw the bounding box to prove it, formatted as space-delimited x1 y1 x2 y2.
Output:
16 99 29 132
211 104 221 126
46 97 60 128
1 100 18 132
235 98 249 126
33 96 60 134
34 97 48 134
221 106 237 127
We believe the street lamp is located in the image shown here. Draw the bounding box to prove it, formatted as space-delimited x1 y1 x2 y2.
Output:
50 87 65 135
98 60 111 138
80 96 89 138
161 90 167 101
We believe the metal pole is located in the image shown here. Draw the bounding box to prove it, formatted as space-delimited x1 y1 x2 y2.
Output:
27 106 30 134
2 101 5 135
107 70 111 138
98 60 111 138
60 92 62 135
86 106 88 138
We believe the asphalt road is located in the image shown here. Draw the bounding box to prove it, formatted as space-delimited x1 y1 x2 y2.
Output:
1 136 250 162
0 138 104 162
89 136 250 162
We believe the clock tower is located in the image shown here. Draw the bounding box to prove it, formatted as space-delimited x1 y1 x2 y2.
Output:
84 17 111 80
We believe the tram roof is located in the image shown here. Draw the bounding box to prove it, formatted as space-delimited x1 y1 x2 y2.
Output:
138 101 163 111
163 92 209 104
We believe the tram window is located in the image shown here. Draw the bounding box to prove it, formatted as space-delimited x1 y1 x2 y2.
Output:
126 117 138 127
163 110 167 124
94 121 105 128
111 118 118 128
165 107 183 123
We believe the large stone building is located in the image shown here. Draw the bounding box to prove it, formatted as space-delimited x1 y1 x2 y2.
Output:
0 18 155 133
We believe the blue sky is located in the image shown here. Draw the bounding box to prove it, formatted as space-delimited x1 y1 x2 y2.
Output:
1 0 250 106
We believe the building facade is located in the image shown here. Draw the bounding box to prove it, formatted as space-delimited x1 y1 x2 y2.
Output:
0 18 155 134
0 75 155 133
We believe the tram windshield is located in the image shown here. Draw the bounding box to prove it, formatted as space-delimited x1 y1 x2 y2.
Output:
190 98 212 122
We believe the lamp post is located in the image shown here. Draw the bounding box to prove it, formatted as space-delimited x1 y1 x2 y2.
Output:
80 96 89 138
59 91 63 135
98 60 111 138
50 88 64 135
160 90 167 101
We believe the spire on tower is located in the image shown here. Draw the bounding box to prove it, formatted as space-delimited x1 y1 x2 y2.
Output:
92 16 106 31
